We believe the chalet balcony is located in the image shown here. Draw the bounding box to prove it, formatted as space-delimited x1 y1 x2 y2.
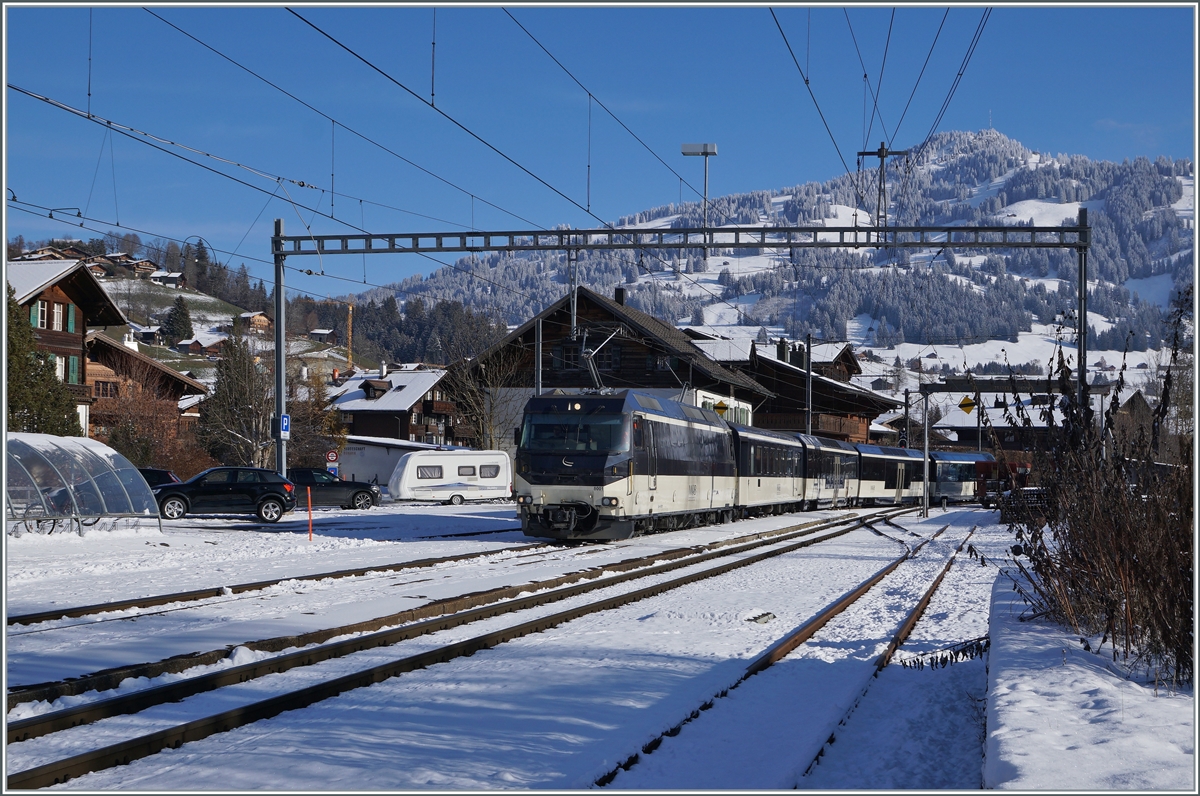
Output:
65 383 94 404
423 400 456 417
753 412 867 442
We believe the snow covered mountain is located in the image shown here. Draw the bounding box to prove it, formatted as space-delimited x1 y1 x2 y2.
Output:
354 130 1193 389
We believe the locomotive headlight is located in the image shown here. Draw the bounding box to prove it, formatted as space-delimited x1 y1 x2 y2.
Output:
516 495 532 504
601 497 620 507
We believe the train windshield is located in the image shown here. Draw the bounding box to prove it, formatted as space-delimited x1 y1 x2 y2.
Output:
520 413 631 453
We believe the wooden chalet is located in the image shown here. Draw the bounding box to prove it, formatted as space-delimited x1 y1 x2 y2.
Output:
239 311 272 335
689 337 901 442
6 260 128 434
84 332 209 438
309 328 338 345
463 285 771 404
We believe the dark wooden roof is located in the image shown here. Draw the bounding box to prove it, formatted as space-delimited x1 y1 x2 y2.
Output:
474 286 772 398
85 332 208 397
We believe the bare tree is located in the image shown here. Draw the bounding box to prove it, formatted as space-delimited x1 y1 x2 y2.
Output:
196 335 274 467
442 342 528 451
286 363 346 467
92 357 218 478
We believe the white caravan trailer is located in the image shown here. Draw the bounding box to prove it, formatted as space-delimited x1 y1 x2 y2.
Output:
388 450 512 505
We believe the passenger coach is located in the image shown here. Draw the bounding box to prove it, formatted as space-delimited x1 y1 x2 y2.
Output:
513 390 998 541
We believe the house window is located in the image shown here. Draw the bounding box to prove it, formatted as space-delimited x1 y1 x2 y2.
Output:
95 381 118 398
563 346 580 370
54 354 65 381
36 300 48 329
52 303 63 331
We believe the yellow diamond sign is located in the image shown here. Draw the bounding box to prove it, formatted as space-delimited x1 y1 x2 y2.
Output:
959 395 977 414
714 400 728 417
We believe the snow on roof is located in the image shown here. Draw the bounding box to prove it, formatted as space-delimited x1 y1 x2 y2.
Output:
310 329 334 335
691 338 753 362
178 394 207 412
343 435 452 451
5 260 83 303
331 368 447 413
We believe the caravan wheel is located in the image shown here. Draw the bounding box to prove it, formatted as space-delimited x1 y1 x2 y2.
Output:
448 494 465 506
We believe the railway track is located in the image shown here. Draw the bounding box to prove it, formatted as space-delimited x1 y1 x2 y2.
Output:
6 512 851 708
592 523 979 788
6 507 913 789
6 537 544 628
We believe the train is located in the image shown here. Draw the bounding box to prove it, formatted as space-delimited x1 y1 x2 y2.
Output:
513 390 997 541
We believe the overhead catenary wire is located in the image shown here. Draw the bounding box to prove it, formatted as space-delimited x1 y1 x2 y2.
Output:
5 97 737 327
501 7 705 204
890 8 949 148
844 7 895 150
147 7 747 315
769 8 871 217
7 200 525 315
907 8 992 173
285 8 762 319
143 8 542 230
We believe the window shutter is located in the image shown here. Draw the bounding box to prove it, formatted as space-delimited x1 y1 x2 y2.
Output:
29 304 37 327
69 356 80 384
67 304 76 333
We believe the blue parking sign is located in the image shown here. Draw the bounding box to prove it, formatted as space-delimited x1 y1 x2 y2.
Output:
280 413 291 440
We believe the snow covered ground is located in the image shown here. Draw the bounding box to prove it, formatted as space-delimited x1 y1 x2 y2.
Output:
4 506 1192 790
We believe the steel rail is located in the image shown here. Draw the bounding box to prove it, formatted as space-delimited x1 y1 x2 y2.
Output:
7 538 540 628
8 510 893 739
5 511 854 710
798 526 980 780
592 521 953 786
6 509 912 789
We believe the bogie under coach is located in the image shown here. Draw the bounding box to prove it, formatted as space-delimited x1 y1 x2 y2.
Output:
514 390 995 541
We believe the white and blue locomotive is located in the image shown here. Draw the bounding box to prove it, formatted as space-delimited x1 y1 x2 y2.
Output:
513 390 993 541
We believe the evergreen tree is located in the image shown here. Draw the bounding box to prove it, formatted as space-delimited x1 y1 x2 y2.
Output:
196 334 273 467
161 296 194 345
6 285 82 435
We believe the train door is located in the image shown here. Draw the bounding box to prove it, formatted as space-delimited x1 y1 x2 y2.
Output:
645 420 658 491
832 455 841 507
894 462 905 504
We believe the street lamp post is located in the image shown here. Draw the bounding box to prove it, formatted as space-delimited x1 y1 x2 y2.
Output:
682 143 717 270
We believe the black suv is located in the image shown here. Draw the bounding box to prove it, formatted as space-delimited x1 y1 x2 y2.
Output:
287 468 381 510
153 467 297 523
139 468 182 488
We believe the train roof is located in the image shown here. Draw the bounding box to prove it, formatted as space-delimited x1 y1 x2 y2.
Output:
928 450 997 462
523 390 727 427
856 444 925 459
797 434 859 453
726 423 803 444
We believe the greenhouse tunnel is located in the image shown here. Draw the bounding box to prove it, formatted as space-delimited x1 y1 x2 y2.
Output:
6 433 161 535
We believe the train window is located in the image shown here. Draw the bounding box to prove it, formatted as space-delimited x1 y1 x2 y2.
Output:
632 418 643 448
521 413 631 452
417 466 443 479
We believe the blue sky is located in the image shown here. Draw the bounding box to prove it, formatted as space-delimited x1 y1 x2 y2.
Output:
4 4 1195 298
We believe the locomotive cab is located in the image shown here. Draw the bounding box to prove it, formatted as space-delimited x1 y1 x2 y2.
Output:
514 394 637 540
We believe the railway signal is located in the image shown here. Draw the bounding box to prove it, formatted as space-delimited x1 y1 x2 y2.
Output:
959 396 977 415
